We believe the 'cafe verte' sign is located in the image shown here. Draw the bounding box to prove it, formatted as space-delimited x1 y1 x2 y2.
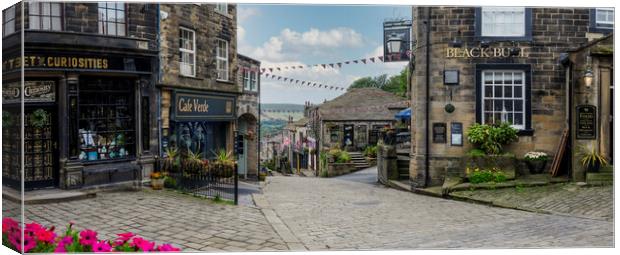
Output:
173 92 235 121
446 47 526 58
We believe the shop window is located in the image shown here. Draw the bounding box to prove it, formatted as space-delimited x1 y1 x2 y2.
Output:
250 70 258 91
216 39 229 81
590 8 614 33
179 27 196 77
2 5 16 37
476 64 532 133
98 2 126 36
329 126 339 143
243 69 251 90
78 78 135 162
215 3 228 15
168 122 228 159
29 2 62 31
476 7 531 41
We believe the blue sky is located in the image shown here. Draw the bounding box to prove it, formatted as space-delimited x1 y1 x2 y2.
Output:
237 4 411 104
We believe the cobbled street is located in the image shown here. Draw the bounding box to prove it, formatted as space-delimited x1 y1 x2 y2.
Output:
261 167 614 250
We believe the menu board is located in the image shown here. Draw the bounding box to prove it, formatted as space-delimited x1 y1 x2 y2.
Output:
576 105 596 139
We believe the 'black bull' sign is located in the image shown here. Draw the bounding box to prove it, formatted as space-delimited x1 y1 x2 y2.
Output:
172 92 236 121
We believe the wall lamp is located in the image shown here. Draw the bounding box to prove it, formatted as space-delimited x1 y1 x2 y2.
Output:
583 67 594 89
449 30 463 48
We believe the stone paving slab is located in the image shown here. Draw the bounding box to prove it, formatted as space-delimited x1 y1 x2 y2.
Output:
2 189 288 252
262 175 613 250
450 183 613 221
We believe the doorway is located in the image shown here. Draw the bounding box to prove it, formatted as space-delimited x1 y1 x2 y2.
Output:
343 124 354 149
24 106 58 189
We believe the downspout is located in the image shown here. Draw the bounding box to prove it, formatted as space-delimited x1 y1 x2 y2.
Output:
156 4 162 158
257 64 261 178
424 7 431 187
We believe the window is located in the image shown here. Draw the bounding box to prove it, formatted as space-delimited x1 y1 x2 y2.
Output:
215 3 228 14
78 78 135 162
3 5 15 37
590 8 614 33
29 2 62 31
98 2 126 36
476 7 531 40
243 70 251 90
216 39 229 81
179 27 196 77
250 71 258 91
480 70 527 130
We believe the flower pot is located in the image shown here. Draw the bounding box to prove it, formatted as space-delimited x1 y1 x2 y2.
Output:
525 159 547 174
586 161 601 173
151 178 164 190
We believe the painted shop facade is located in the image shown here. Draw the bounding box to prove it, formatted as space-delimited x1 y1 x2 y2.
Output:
409 6 614 187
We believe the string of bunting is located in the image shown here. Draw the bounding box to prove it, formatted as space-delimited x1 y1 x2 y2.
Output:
262 72 346 91
259 55 389 73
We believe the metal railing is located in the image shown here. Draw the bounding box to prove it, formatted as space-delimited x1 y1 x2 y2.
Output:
167 164 238 205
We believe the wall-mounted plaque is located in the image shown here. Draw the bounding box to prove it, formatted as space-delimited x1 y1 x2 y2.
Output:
2 81 56 104
451 122 463 146
432 123 446 143
576 105 597 139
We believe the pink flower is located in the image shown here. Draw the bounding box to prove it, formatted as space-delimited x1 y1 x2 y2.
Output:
54 245 67 253
35 228 57 243
2 217 19 234
131 237 155 252
9 233 37 253
157 243 181 252
79 229 98 246
24 222 43 236
92 240 112 253
54 236 73 253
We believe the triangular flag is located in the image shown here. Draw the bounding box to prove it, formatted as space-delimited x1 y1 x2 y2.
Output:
329 64 334 68
361 59 367 64
296 80 299 83
301 81 305 85
269 68 274 72
298 65 303 69
378 56 384 61
277 76 282 80
353 60 358 64
370 57 375 63
261 68 266 72
321 64 326 68
337 63 342 68
345 61 350 64
277 67 281 71
283 78 288 82
318 85 322 88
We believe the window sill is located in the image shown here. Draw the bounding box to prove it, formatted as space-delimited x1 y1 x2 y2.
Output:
179 75 202 80
216 79 234 84
214 10 232 19
517 129 534 136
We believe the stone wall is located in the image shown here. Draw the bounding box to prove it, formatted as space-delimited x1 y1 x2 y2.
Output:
410 7 595 187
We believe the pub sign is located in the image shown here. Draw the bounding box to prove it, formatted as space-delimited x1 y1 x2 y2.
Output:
576 105 597 140
383 20 412 62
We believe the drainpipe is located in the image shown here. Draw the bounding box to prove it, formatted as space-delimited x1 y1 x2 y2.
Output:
424 7 431 187
156 4 162 158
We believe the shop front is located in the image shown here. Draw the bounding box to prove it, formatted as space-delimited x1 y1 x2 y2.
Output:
162 90 236 162
2 51 158 190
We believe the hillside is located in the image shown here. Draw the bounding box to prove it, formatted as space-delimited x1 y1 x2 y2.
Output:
260 103 305 137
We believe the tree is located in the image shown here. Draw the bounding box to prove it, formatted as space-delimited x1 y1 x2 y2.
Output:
348 68 407 97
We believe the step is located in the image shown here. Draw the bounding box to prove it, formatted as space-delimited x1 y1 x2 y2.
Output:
586 172 613 184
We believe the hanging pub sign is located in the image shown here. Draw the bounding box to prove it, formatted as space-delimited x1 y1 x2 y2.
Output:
2 81 56 104
432 123 447 143
172 91 236 121
2 54 151 72
576 105 597 139
383 19 413 62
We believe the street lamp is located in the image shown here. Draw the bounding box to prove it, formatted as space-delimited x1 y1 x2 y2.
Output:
386 33 402 55
583 67 594 89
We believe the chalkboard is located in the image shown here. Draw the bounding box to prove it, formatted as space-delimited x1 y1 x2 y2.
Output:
433 123 446 143
451 122 463 146
576 105 596 140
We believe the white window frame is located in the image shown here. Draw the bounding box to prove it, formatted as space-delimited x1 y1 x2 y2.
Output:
3 5 16 37
179 27 196 77
215 3 228 15
29 2 63 31
216 39 229 81
481 7 526 37
481 70 526 130
97 2 126 36
243 69 251 90
595 8 614 26
250 71 258 91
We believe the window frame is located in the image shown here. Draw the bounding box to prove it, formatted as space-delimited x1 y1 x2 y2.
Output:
250 70 258 92
243 69 251 90
215 3 228 15
590 8 614 34
475 7 532 42
216 39 229 81
2 5 16 37
28 2 63 31
476 64 533 135
179 27 196 77
97 2 127 37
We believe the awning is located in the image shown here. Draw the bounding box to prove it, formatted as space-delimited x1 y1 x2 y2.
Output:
395 107 411 120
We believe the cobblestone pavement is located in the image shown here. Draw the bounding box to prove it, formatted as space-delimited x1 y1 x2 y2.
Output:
450 183 614 221
261 173 614 250
2 189 288 252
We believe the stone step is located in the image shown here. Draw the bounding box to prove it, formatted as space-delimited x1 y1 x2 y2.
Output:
586 172 613 185
599 165 613 173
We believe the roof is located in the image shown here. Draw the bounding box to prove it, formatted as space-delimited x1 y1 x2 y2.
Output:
293 117 308 127
318 87 407 121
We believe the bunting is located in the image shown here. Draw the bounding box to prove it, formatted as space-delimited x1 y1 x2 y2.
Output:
261 73 347 91
259 54 393 73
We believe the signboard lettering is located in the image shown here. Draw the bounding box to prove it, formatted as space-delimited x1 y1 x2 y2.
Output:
2 81 56 104
576 105 596 139
173 92 235 121
446 47 525 58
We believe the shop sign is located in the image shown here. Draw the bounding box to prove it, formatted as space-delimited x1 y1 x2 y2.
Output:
2 81 56 104
2 55 151 72
446 47 525 58
432 123 447 143
173 91 235 121
576 105 597 139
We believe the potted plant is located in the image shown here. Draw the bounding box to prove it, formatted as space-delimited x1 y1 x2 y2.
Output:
211 149 234 178
523 151 549 174
150 172 165 190
577 143 609 173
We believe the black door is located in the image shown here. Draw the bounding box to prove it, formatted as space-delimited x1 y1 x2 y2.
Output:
23 106 58 189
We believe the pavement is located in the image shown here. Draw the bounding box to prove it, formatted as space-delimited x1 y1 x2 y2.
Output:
260 166 614 250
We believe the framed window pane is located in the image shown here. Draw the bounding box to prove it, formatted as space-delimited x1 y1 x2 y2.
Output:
494 86 503 97
117 23 125 36
107 9 116 22
30 16 40 29
514 100 523 111
504 85 512 97
30 3 40 15
494 100 503 111
52 17 61 31
107 22 116 35
42 3 51 15
51 3 61 16
42 17 51 30
514 85 522 97
504 100 513 111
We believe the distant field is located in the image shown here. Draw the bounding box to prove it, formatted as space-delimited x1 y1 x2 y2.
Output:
260 104 305 137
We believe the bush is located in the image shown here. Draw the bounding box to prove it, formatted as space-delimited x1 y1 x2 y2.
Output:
467 149 486 157
466 167 507 184
163 176 177 189
466 122 518 155
363 145 378 158
336 151 351 163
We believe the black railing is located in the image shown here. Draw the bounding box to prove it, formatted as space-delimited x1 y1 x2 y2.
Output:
167 164 239 204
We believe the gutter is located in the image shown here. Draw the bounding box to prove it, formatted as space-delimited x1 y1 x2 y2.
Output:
424 7 431 187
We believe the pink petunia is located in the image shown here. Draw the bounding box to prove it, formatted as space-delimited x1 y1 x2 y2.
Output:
2 217 18 234
131 237 155 252
157 243 181 252
79 229 98 246
9 233 37 253
24 222 43 236
36 228 57 243
92 240 112 253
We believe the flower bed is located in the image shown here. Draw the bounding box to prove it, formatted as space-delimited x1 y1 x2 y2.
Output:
2 217 180 253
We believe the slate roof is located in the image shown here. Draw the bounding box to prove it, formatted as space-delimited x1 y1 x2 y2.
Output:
317 88 407 121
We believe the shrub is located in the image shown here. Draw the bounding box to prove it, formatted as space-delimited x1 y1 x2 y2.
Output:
163 176 177 189
466 122 518 155
466 167 507 184
336 151 351 163
467 149 486 157
363 145 378 158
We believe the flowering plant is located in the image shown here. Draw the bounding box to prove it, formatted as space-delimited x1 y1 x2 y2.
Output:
150 171 165 179
2 217 180 253
524 151 548 161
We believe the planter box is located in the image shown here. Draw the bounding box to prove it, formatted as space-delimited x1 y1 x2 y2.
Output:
462 155 517 180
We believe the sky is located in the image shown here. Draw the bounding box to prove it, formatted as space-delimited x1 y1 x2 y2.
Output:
237 4 412 104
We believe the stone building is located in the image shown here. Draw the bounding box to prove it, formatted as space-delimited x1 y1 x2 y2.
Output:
2 2 159 190
308 88 407 152
409 6 614 187
158 3 239 165
236 54 260 178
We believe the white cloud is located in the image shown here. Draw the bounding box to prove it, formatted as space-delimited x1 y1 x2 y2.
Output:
237 25 246 42
237 7 260 23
